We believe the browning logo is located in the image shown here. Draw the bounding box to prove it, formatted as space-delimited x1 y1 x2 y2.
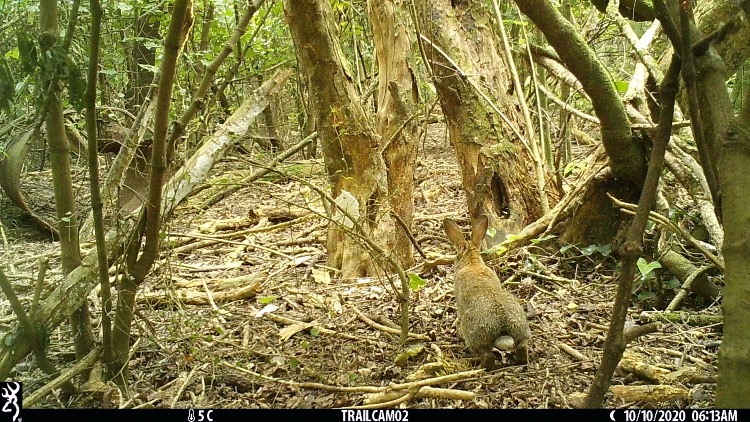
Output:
0 383 21 422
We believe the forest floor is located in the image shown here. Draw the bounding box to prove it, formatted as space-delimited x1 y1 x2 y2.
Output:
0 123 722 409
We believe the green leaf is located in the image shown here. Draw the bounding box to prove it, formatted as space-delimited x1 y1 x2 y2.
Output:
4 332 16 346
487 227 497 238
506 233 521 242
290 357 301 368
300 340 310 350
258 296 277 304
310 327 320 337
143 41 161 51
348 372 357 382
393 343 425 367
581 244 598 256
615 80 629 94
408 273 426 291
116 3 132 13
17 33 38 74
564 160 584 176
137 63 159 74
596 244 612 256
530 234 557 244
637 258 661 279
666 277 682 289
5 48 19 60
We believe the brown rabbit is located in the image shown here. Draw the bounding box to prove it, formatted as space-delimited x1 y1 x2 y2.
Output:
444 215 530 369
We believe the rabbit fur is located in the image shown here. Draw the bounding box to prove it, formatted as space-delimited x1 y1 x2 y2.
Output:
444 215 530 369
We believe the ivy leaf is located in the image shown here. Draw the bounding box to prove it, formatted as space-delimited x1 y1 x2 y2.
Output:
581 244 598 256
666 277 682 289
637 258 661 279
408 273 426 291
596 244 612 256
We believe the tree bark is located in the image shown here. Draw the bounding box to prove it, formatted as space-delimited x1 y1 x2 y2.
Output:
367 0 419 269
126 7 160 112
717 119 750 407
111 0 193 383
514 0 644 185
415 0 557 246
283 0 396 278
39 0 94 364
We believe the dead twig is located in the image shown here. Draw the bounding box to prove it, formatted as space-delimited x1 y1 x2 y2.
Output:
351 305 431 341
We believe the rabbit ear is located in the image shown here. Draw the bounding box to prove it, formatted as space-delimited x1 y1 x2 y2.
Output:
470 215 489 248
443 218 466 247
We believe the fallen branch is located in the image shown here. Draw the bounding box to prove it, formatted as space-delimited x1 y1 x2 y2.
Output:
23 347 101 407
262 313 374 344
618 350 671 383
639 311 722 327
199 132 317 210
361 386 475 408
609 195 724 271
558 342 588 362
351 305 431 341
137 274 264 306
610 384 689 403
222 361 484 402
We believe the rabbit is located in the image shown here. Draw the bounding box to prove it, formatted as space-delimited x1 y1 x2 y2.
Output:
443 215 530 369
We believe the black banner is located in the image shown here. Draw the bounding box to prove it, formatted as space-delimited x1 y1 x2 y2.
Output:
3 385 747 422
13 408 749 422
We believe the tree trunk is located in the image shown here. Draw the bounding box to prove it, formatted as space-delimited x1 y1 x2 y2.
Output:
510 0 650 247
415 0 557 245
283 0 397 279
717 118 750 407
111 0 193 383
39 0 94 364
126 7 160 112
698 6 750 402
694 0 750 77
367 0 419 269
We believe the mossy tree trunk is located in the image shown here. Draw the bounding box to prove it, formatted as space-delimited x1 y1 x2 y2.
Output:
716 120 750 407
284 0 409 278
693 3 750 406
110 0 193 384
126 7 160 112
39 0 94 365
511 0 648 246
415 0 557 245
